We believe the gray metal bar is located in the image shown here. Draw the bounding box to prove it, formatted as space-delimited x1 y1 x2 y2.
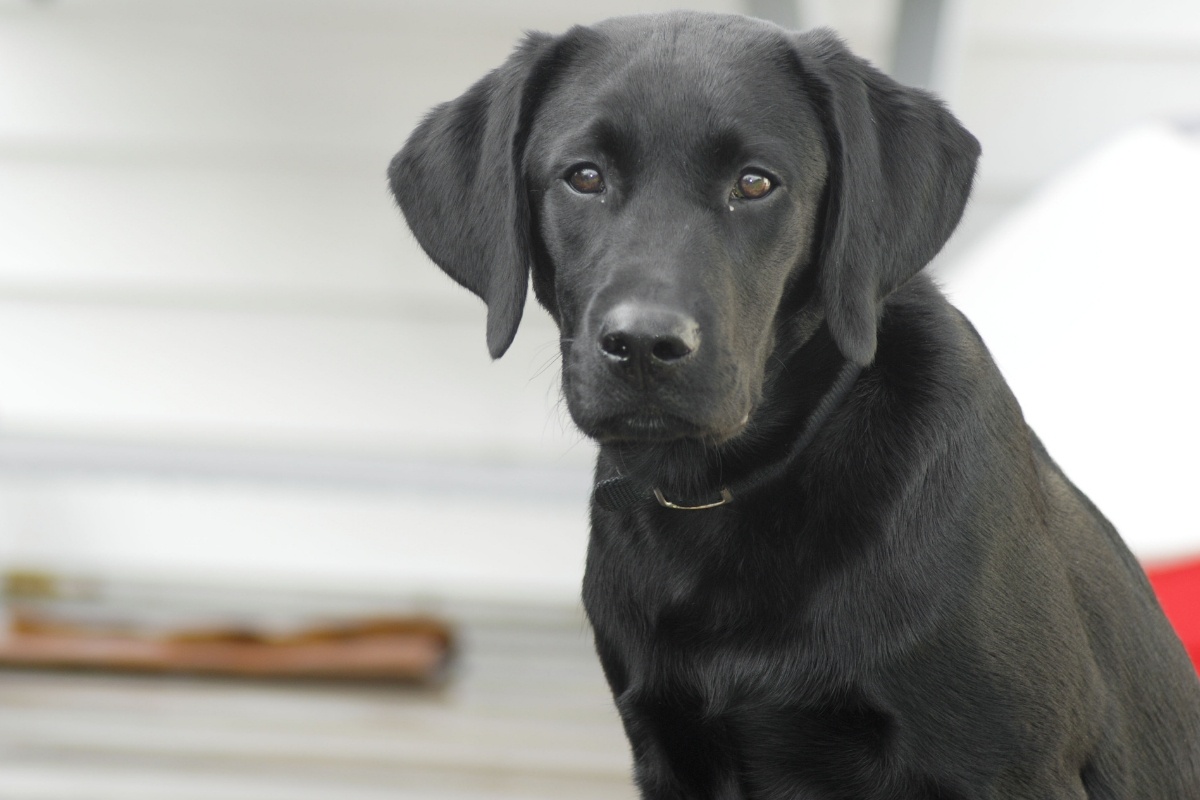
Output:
744 0 799 29
892 0 951 90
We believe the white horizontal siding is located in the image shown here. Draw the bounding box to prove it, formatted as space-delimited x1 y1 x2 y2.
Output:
0 297 579 458
0 475 592 605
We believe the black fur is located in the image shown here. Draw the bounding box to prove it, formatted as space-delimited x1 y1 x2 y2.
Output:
391 11 1200 798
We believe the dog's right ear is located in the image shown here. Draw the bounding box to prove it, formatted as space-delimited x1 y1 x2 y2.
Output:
389 33 556 359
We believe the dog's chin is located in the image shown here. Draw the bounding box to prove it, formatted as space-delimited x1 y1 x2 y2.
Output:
580 411 749 446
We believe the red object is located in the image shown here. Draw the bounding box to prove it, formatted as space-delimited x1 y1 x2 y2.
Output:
1145 557 1200 673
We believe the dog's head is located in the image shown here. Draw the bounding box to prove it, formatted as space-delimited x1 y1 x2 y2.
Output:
390 12 978 446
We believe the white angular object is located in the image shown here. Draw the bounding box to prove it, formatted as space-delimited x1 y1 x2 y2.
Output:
945 122 1200 562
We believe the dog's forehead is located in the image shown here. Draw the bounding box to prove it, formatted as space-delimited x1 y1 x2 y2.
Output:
586 11 785 65
534 14 813 159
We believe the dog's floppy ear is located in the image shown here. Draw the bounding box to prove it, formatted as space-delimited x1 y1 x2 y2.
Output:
794 31 980 365
389 33 556 359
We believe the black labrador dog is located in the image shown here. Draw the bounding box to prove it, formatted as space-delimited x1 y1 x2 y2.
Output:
390 11 1200 798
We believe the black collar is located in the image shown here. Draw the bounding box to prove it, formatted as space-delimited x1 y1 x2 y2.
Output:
593 358 863 512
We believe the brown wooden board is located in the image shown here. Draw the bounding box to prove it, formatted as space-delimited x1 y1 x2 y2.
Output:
0 613 453 683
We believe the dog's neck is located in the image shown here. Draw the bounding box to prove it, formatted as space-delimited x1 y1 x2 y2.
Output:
593 307 862 512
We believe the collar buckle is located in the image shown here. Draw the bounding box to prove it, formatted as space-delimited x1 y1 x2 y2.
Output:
653 487 734 510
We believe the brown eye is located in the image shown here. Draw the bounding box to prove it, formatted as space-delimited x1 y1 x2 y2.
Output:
733 171 773 200
567 165 605 194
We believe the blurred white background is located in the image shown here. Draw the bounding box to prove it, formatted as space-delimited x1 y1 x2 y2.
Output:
0 0 1197 796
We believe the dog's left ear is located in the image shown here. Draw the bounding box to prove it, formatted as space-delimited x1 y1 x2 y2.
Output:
389 33 556 359
794 31 980 366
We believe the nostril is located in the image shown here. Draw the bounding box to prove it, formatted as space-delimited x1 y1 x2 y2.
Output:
600 332 632 361
650 336 693 363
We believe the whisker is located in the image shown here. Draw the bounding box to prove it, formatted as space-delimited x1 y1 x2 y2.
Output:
531 352 561 381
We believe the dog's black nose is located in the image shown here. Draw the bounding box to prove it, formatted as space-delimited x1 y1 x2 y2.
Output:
598 303 700 367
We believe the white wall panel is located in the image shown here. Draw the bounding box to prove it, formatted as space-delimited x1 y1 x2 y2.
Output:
0 298 578 459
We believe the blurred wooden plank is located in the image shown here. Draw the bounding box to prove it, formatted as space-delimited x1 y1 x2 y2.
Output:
0 607 636 799
0 614 452 683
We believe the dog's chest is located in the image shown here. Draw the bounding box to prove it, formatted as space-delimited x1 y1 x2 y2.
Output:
613 660 913 798
585 504 842 699
583 508 950 796
587 500 835 630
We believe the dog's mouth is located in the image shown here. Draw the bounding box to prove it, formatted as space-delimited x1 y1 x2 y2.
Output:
590 412 701 443
589 410 750 445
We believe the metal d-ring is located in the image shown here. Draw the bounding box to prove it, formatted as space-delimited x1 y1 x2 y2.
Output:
653 487 734 510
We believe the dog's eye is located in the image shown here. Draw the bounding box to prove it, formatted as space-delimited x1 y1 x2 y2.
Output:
567 165 605 194
732 171 773 200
